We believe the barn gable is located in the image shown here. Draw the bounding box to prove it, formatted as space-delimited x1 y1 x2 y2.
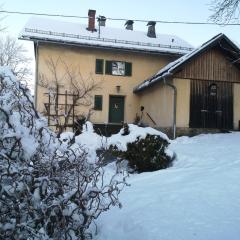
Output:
134 33 240 93
175 45 240 83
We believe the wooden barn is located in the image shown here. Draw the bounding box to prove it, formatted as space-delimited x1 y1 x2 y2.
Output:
134 33 240 137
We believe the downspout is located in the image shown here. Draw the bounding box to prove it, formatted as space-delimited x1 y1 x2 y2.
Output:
34 41 39 107
163 74 177 139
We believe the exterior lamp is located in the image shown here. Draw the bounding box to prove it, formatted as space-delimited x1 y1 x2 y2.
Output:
116 85 121 93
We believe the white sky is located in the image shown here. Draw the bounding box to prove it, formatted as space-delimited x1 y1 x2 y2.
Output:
1 0 240 59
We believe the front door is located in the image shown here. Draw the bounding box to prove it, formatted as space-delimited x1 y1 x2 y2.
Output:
109 96 124 123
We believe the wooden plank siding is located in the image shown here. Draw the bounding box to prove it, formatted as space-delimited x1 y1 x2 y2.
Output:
175 47 240 83
189 80 233 129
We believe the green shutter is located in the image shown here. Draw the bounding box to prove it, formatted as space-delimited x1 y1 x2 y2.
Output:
95 59 103 74
94 95 102 110
125 62 132 76
105 61 112 75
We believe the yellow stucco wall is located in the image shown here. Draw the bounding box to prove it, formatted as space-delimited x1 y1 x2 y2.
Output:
138 78 190 128
36 43 176 124
233 83 240 130
138 82 173 128
174 78 190 128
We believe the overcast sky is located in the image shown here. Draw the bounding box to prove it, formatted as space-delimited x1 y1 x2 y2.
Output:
1 0 240 55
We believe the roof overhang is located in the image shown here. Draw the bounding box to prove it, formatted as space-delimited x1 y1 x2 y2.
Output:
19 35 188 57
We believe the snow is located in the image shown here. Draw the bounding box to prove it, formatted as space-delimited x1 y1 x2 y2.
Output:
19 17 193 55
63 122 169 159
94 132 240 240
60 122 104 163
107 124 168 151
2 68 240 239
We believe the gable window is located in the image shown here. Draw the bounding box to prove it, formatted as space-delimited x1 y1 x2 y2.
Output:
105 61 132 76
95 59 104 74
209 83 217 96
94 95 103 110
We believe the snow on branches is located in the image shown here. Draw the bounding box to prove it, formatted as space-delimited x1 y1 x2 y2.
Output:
0 67 126 239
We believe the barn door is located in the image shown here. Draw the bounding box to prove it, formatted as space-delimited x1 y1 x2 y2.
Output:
189 80 233 129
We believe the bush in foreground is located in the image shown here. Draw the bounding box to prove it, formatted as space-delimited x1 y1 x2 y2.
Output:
0 67 126 240
111 133 174 173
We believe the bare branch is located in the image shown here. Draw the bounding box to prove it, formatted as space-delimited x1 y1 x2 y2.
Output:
38 57 101 135
0 68 127 239
0 35 32 85
209 0 240 23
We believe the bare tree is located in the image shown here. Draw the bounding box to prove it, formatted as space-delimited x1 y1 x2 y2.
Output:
39 57 101 135
0 4 7 32
0 35 32 80
210 0 240 23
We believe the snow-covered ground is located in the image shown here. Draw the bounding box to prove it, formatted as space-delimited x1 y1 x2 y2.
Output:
95 132 240 240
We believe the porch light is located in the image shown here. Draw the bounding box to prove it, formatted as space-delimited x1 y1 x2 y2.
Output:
116 85 121 93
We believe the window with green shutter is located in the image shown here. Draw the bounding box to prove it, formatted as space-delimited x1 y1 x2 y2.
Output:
125 62 132 76
105 60 112 75
95 59 104 74
105 60 132 76
94 95 103 110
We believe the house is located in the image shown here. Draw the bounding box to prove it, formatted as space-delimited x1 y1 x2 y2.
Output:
19 10 240 138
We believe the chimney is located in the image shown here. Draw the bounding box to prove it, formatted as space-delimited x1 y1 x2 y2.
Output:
125 20 134 30
98 15 106 27
147 21 156 38
87 9 97 32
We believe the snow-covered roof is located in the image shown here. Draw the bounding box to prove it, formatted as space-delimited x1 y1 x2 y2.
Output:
19 17 193 55
134 33 240 93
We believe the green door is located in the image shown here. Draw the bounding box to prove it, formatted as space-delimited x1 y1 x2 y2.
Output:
109 96 125 123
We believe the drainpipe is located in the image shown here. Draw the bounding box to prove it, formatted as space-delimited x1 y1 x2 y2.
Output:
163 74 177 139
34 41 39 107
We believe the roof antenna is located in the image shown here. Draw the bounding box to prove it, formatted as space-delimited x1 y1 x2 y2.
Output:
97 15 106 38
98 15 101 38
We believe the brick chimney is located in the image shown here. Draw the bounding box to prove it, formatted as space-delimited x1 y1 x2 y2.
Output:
87 9 97 32
147 21 156 38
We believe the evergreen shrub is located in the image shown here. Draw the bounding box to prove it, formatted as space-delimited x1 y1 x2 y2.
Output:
111 134 174 173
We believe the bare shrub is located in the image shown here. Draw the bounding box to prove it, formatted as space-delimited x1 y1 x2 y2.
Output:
0 67 126 240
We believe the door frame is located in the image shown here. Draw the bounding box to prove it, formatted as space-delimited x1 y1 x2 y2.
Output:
108 95 125 124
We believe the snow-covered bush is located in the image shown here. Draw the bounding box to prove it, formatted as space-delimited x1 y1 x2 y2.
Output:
111 133 174 173
0 67 126 239
121 123 130 136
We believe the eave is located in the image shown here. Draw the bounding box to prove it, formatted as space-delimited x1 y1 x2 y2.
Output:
19 35 188 57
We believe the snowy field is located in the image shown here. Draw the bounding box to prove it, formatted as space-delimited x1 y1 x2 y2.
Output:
95 133 240 240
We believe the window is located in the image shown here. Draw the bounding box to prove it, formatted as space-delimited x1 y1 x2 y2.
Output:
95 59 104 74
94 95 103 110
209 83 217 96
112 61 125 76
105 61 132 76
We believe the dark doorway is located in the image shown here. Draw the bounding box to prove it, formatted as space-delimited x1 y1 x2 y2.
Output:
109 96 125 123
189 80 233 129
